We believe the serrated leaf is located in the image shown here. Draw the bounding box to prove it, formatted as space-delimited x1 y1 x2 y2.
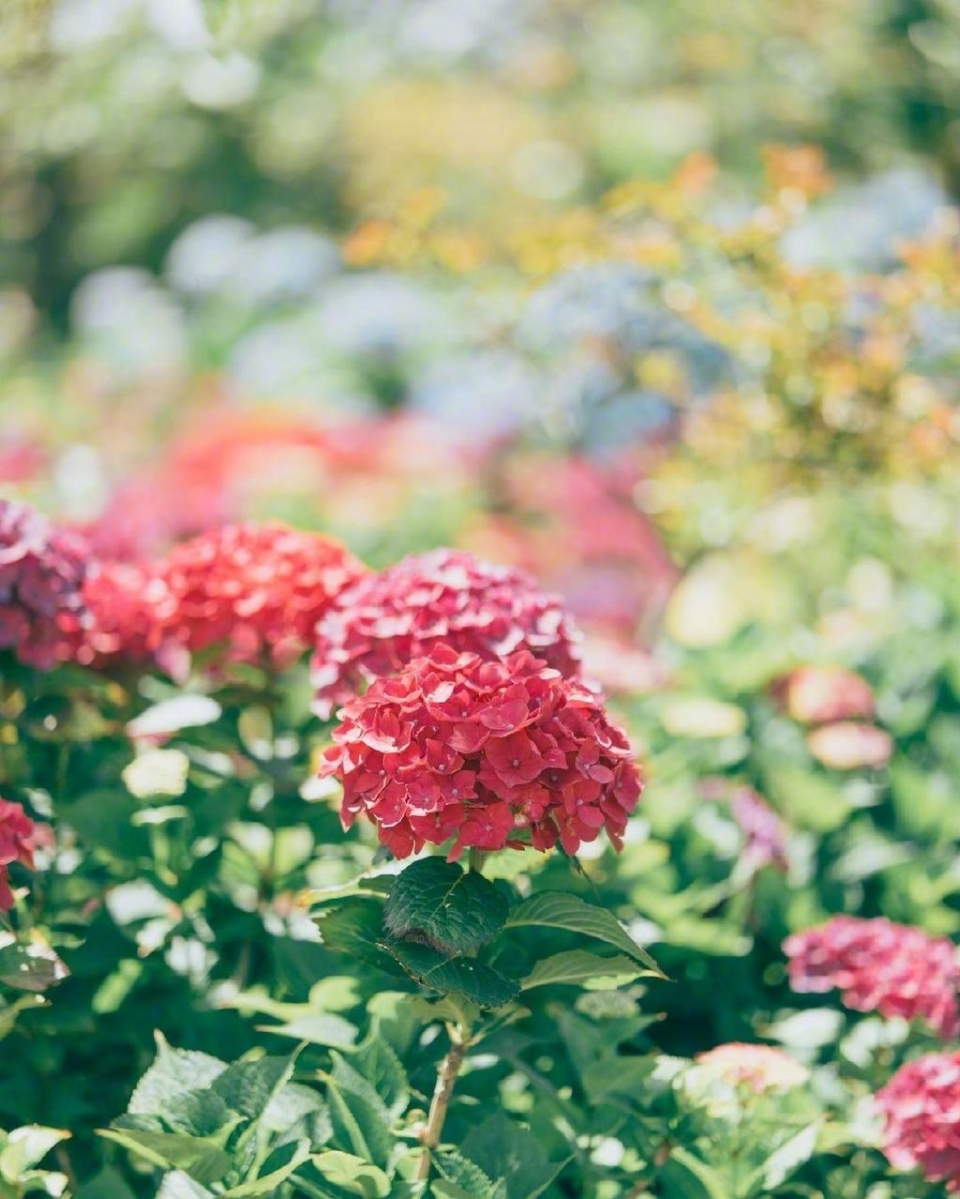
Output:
210 1053 297 1124
325 1055 393 1170
127 1035 227 1120
383 858 508 955
521 949 643 991
505 892 664 977
350 1035 410 1121
433 1151 505 1199
461 1113 564 1199
382 941 520 1008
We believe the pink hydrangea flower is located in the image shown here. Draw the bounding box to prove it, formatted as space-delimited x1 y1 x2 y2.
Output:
0 798 37 911
312 549 582 718
61 562 179 671
159 523 366 666
806 722 893 770
694 1043 810 1093
775 665 876 724
0 499 90 670
319 644 641 860
784 916 960 1037
876 1051 960 1191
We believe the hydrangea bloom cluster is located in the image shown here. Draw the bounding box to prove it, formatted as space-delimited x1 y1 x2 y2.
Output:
0 499 89 669
319 644 641 860
0 797 37 911
159 523 365 665
694 1043 810 1093
875 1051 960 1191
784 916 960 1037
312 550 581 718
776 665 876 724
63 563 178 670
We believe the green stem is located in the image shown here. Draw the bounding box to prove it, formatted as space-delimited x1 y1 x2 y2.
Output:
415 1022 471 1183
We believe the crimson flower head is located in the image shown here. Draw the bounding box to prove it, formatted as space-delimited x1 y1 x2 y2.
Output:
159 523 366 665
61 562 178 671
319 644 642 860
876 1051 960 1191
784 916 960 1037
0 499 89 670
312 549 582 718
0 797 37 911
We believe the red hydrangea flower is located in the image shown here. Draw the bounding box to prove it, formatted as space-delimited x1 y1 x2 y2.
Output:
159 523 366 665
0 797 37 911
312 549 582 718
774 665 876 724
0 499 90 669
875 1051 960 1191
784 916 960 1037
61 562 179 671
693 1043 810 1093
319 644 641 860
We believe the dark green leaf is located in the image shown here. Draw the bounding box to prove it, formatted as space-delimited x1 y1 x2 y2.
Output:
520 949 643 991
461 1113 564 1199
383 858 508 955
0 941 69 993
97 1129 233 1186
505 893 664 977
382 941 520 1008
350 1035 410 1121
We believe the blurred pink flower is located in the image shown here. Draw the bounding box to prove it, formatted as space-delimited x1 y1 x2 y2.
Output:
694 1043 810 1092
806 722 892 769
160 523 366 666
876 1051 960 1191
775 665 876 724
0 797 36 911
784 916 960 1036
0 499 90 670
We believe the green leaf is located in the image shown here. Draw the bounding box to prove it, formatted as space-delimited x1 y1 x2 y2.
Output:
382 941 520 1008
433 1151 505 1199
461 1113 564 1199
257 1014 358 1049
97 1129 233 1186
505 892 664 977
316 900 404 976
325 1055 393 1170
751 1122 821 1194
221 1140 312 1196
383 858 509 955
156 1173 215 1199
60 789 150 860
0 1126 70 1180
761 762 851 833
309 1150 392 1198
520 949 644 991
658 1148 730 1199
127 1035 227 1121
0 940 69 993
209 1053 298 1124
350 1035 410 1121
